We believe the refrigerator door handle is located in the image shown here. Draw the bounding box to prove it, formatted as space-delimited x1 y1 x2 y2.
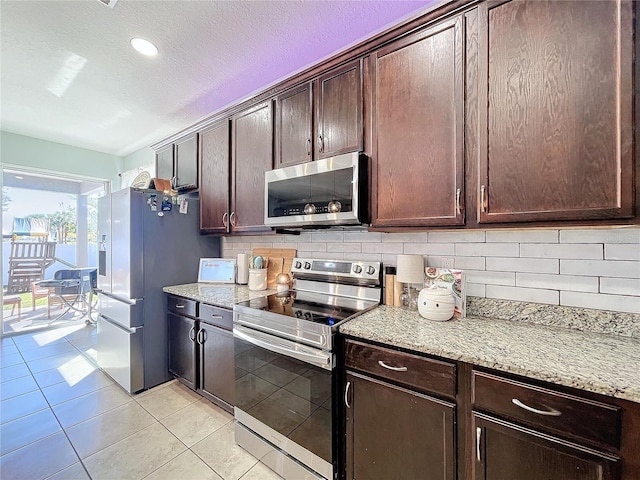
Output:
98 290 140 305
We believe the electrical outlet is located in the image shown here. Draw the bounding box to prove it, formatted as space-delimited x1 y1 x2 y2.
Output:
442 257 455 269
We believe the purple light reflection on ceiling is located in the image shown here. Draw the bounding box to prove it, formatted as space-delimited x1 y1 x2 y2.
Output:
184 0 435 119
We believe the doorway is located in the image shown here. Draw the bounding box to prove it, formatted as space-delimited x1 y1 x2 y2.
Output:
1 167 107 336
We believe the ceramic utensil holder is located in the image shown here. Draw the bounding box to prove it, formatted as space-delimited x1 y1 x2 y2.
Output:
248 268 267 291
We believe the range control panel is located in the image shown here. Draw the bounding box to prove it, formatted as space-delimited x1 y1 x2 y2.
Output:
290 257 380 281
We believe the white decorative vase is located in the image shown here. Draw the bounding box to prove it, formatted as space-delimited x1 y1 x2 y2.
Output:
418 286 455 321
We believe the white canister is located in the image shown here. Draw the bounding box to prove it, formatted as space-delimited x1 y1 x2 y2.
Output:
237 253 249 284
248 268 267 291
418 286 455 321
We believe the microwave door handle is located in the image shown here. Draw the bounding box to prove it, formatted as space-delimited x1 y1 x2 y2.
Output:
233 326 332 370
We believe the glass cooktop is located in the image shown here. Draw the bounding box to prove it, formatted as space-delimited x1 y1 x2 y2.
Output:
235 291 374 327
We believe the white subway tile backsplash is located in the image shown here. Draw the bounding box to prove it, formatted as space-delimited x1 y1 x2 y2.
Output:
486 285 559 305
560 291 640 314
465 270 515 286
382 232 427 243
327 243 362 253
454 256 486 270
600 277 640 296
428 230 485 243
560 228 640 244
362 242 404 254
220 226 639 314
604 244 640 261
520 243 602 259
486 257 558 274
455 243 519 257
466 283 486 297
486 229 558 243
344 231 382 243
561 260 640 278
516 273 598 293
404 243 455 255
295 242 327 252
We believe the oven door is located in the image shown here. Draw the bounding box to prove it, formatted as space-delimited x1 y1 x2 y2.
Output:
233 324 334 479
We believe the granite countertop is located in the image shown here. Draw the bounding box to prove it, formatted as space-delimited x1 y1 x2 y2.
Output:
340 306 640 404
163 283 276 309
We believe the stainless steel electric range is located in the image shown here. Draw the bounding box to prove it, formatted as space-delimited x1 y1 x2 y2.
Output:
233 257 382 480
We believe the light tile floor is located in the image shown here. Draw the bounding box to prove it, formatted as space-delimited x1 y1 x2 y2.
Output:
0 324 283 480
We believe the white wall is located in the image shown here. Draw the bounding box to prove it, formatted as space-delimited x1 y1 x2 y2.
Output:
223 227 640 314
0 131 121 184
122 146 155 172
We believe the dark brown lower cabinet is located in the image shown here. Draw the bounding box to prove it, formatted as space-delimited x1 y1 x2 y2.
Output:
473 413 620 480
167 312 196 390
197 321 234 412
345 371 455 480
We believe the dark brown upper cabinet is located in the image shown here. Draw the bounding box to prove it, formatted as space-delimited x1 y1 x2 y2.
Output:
476 0 634 223
155 134 198 191
275 82 313 167
199 120 230 234
316 59 363 159
371 15 465 228
230 101 274 234
275 60 363 168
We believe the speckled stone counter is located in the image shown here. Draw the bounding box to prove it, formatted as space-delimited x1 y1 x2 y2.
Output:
163 283 275 309
340 306 640 404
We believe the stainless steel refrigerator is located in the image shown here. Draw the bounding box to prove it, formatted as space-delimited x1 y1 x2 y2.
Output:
97 188 220 393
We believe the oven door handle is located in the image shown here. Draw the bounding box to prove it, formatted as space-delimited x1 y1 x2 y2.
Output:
233 325 333 370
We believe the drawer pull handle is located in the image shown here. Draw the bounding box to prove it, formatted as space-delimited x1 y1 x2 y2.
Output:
210 315 223 319
175 304 185 309
344 381 351 409
512 398 562 417
378 360 407 372
476 427 482 462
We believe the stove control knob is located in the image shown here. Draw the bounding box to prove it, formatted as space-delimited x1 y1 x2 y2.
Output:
304 262 311 269
304 312 312 320
353 265 363 274
294 261 302 269
295 310 303 318
366 265 376 275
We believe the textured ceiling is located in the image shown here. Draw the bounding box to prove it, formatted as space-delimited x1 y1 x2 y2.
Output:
1 0 435 157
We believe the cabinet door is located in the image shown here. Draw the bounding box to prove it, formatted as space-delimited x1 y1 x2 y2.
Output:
231 101 273 234
276 82 313 167
199 121 230 234
156 145 174 181
345 372 455 480
198 322 234 413
316 60 362 159
473 414 619 480
168 313 196 390
477 0 634 223
372 16 465 227
174 134 198 190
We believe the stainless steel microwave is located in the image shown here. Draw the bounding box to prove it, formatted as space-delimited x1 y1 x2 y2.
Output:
264 152 368 228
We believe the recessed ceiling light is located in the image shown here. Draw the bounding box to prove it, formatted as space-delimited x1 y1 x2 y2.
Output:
14 175 24 180
130 38 158 57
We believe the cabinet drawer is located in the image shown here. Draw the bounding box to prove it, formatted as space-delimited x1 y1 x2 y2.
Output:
472 371 621 449
167 295 196 317
198 303 232 331
344 339 456 398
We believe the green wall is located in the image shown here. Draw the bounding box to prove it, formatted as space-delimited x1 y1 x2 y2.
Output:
122 146 155 173
0 131 122 184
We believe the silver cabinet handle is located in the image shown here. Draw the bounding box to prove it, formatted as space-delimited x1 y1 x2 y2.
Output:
344 381 351 409
480 185 487 212
512 398 562 416
210 315 223 319
188 326 196 342
175 304 185 309
306 138 311 156
455 188 461 215
197 329 206 345
476 427 482 462
222 212 229 228
230 211 237 227
378 360 407 372
318 135 324 153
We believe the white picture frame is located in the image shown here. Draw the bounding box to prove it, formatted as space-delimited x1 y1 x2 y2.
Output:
197 258 236 283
